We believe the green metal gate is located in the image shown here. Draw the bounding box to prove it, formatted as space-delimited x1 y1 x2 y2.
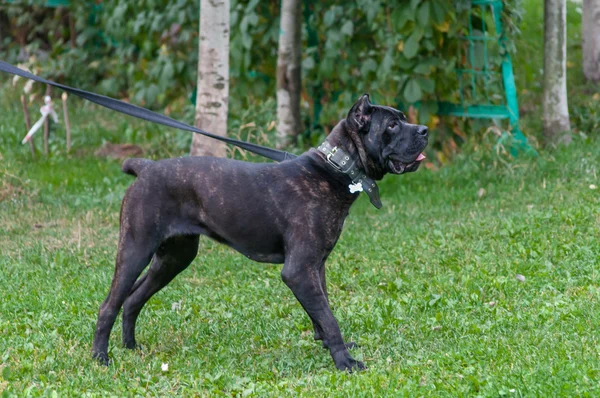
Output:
437 0 534 155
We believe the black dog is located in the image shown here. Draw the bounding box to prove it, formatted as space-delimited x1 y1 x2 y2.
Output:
92 94 428 371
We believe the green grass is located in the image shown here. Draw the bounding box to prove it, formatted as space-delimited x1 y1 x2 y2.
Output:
1 98 600 396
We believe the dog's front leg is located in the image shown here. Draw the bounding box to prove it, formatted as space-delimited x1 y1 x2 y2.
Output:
281 253 365 372
312 265 357 350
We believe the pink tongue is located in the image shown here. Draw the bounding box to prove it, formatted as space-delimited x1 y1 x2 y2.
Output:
416 153 426 161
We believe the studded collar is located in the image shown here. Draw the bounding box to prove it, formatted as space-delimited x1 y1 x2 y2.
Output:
316 141 382 209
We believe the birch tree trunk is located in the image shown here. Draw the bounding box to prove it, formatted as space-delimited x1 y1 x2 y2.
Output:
543 0 571 145
190 0 230 157
583 0 600 81
276 0 302 148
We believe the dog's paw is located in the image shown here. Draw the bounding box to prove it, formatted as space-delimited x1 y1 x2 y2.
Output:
123 341 144 351
331 351 366 373
335 357 366 373
92 352 111 366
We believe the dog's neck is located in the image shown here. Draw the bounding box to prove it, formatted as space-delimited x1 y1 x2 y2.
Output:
315 120 384 209
326 120 386 181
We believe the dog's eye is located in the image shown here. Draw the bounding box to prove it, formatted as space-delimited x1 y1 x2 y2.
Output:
388 121 398 130
383 130 392 145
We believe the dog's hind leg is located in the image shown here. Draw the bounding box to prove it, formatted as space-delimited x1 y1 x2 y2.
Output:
92 231 158 365
122 235 199 350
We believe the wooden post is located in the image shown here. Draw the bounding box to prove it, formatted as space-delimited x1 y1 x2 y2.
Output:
62 92 71 153
69 11 76 48
20 95 35 159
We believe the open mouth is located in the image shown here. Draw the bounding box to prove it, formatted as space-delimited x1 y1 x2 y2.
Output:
388 153 426 174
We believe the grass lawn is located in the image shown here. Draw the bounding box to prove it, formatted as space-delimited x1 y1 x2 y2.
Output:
1 94 599 396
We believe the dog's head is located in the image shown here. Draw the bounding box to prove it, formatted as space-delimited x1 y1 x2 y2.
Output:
346 94 428 175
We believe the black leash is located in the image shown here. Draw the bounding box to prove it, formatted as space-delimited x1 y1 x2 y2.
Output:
0 60 297 162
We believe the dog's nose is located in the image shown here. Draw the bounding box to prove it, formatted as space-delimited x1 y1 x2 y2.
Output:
417 125 428 138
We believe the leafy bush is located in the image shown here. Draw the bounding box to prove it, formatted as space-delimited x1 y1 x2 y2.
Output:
0 0 522 134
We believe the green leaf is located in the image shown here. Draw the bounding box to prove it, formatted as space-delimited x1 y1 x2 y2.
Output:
161 61 174 84
302 56 315 71
392 7 410 30
319 57 335 77
403 32 421 59
133 87 146 104
2 366 11 381
361 58 378 76
240 15 249 34
341 20 354 36
242 34 253 50
431 0 449 24
364 0 381 23
473 39 486 69
379 51 394 77
410 0 421 10
325 30 342 50
404 78 422 103
246 0 260 11
396 55 417 70
414 63 432 75
417 77 435 93
419 100 439 123
444 56 458 73
393 75 409 90
230 10 240 27
417 2 430 27
413 25 425 40
324 8 336 27
428 294 442 307
423 39 436 51
247 12 259 26
146 84 160 105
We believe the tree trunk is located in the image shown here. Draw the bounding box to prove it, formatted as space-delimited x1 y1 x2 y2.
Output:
190 0 230 157
543 0 571 145
583 0 600 81
276 0 302 148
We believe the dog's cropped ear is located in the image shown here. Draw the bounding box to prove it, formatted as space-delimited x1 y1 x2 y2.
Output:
346 94 373 133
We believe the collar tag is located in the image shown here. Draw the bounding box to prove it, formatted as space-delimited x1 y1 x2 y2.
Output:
348 182 363 193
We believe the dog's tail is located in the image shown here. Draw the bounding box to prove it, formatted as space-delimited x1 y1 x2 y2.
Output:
122 158 154 177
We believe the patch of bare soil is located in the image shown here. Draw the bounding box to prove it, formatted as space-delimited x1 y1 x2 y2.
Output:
94 143 143 159
0 179 26 202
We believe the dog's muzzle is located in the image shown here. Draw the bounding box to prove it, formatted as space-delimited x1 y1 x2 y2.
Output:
388 153 426 174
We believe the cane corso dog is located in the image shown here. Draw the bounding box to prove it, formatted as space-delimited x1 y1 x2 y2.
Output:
92 94 428 371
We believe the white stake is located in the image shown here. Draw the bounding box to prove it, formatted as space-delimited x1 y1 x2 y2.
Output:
22 96 59 145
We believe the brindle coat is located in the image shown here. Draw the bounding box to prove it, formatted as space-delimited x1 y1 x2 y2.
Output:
91 95 428 371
